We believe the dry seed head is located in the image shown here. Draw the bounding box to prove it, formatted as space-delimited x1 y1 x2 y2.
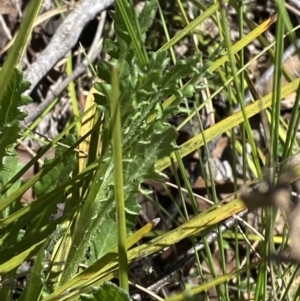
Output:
240 163 300 264
240 180 275 210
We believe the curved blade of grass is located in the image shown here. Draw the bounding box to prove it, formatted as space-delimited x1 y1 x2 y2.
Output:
50 199 248 300
45 163 300 300
79 80 103 173
127 199 246 261
0 240 46 274
124 163 300 269
42 218 160 301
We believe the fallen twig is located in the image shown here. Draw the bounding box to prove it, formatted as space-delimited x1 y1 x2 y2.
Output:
23 0 114 96
24 9 107 125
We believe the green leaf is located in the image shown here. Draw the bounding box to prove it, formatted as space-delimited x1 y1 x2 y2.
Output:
138 0 157 41
109 9 134 62
85 186 139 266
61 1 204 281
87 219 117 265
160 53 202 88
0 68 31 162
18 240 47 301
34 135 76 197
125 124 178 183
80 281 131 301
29 135 77 232
104 39 120 60
96 61 114 84
0 155 23 218
0 155 24 300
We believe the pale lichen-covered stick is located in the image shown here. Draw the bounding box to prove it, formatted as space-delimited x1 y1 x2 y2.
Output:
23 0 114 96
23 10 108 125
288 0 300 10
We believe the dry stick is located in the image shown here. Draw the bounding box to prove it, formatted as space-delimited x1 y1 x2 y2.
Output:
24 10 107 125
286 2 300 17
0 14 12 40
288 0 300 10
23 0 114 96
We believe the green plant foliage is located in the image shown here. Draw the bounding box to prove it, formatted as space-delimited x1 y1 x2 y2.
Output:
0 68 31 164
0 70 31 300
0 1 255 299
87 219 118 265
0 155 24 219
46 225 67 254
138 0 157 43
57 4 182 280
0 156 25 300
80 281 131 301
18 241 47 301
82 1 208 270
30 134 77 232
34 135 77 197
